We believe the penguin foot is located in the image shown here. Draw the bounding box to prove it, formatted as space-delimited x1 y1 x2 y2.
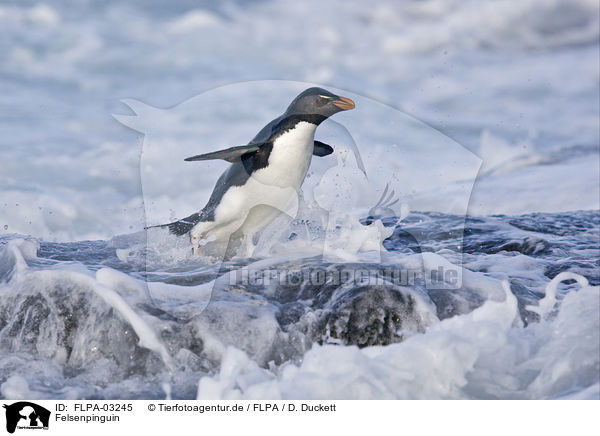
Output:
190 233 203 256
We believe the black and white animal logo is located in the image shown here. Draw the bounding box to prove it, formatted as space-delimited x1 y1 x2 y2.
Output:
2 402 50 434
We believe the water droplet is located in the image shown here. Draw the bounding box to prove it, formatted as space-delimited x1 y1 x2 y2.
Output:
3 225 7 231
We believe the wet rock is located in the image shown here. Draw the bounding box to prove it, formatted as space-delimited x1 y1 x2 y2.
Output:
319 284 430 347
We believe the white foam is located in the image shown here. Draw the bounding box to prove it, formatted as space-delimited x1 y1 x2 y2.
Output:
92 271 174 371
0 375 37 400
0 238 38 282
527 272 590 319
0 252 176 375
167 9 220 33
194 276 599 399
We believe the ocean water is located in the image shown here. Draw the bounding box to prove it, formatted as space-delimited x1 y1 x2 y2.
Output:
0 0 599 399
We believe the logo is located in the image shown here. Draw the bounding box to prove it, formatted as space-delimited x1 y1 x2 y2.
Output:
2 402 50 434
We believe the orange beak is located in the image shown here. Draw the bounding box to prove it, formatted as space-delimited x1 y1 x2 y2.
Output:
332 96 355 110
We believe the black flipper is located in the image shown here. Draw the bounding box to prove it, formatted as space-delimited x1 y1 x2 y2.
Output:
313 141 334 157
146 212 202 236
186 140 333 162
184 144 262 163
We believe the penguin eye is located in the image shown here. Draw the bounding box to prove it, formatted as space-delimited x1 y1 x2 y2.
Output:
316 96 331 106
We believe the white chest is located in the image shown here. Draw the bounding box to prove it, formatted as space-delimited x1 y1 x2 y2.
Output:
252 121 317 188
211 122 317 228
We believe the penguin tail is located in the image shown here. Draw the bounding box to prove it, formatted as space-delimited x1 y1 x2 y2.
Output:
145 212 202 236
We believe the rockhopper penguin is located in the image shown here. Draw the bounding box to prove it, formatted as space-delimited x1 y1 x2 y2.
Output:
152 87 355 255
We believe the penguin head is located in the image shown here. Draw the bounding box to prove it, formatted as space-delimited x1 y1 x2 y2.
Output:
284 87 355 122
